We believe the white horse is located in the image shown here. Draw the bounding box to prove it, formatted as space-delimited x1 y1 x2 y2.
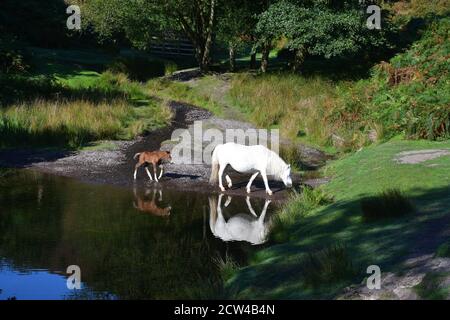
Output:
209 143 292 195
209 194 272 245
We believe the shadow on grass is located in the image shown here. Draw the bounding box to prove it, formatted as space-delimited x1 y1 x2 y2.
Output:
227 185 450 299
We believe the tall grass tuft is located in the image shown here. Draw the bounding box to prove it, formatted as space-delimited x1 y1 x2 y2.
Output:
228 73 344 146
0 98 172 148
361 188 415 221
300 244 357 289
270 187 333 243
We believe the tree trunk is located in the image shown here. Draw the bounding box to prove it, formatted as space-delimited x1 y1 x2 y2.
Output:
200 0 216 73
292 48 305 73
229 43 236 72
260 42 271 73
250 52 257 69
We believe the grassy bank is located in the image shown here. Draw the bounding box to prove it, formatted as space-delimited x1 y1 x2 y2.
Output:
0 55 173 149
225 138 450 298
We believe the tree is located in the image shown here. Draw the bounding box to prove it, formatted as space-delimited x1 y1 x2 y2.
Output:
82 0 217 72
256 0 393 72
216 0 265 71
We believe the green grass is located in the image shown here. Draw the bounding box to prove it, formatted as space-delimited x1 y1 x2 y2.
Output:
0 51 173 149
229 73 345 148
226 138 450 299
270 188 333 243
147 77 226 116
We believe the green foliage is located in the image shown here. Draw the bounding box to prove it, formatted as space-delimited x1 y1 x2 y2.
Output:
361 188 415 221
214 253 240 283
83 0 217 70
256 0 394 64
367 17 450 140
0 34 30 74
107 56 178 81
435 242 450 258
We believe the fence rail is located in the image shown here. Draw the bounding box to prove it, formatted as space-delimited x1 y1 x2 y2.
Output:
149 38 195 56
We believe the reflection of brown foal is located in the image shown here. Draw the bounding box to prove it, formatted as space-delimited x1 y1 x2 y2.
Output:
133 188 171 217
133 151 172 182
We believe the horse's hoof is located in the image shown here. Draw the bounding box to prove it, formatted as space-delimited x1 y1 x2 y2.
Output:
246 188 251 193
220 186 226 192
266 190 273 196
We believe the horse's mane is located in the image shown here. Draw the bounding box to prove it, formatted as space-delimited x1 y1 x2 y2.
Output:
266 149 287 178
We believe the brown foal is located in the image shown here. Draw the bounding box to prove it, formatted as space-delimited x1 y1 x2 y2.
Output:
133 188 171 217
133 150 172 182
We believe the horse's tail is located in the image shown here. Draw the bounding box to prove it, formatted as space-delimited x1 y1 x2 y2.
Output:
133 152 141 160
209 146 220 185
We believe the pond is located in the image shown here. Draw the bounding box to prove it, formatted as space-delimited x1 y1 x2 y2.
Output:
0 170 277 300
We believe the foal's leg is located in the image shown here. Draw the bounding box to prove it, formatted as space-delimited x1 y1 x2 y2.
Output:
145 165 153 181
157 165 164 180
153 163 159 182
261 170 273 196
218 164 226 192
134 162 142 180
246 172 259 193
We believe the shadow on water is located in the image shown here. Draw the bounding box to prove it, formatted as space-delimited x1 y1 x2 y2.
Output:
0 169 277 300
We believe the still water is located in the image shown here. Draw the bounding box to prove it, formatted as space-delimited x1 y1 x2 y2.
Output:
0 170 276 299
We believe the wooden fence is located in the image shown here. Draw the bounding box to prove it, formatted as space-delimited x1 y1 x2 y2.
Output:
149 38 195 56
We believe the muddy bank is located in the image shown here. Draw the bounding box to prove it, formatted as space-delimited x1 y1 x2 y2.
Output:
0 100 328 201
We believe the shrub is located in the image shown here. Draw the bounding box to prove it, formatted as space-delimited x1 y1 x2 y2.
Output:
213 254 240 283
366 17 450 140
299 244 357 289
435 242 450 258
107 56 177 81
0 33 30 74
361 188 415 221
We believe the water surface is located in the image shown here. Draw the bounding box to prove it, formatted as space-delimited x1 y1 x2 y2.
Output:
0 170 276 299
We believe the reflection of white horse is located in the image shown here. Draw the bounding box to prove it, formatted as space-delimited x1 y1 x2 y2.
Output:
208 194 272 245
209 143 292 195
